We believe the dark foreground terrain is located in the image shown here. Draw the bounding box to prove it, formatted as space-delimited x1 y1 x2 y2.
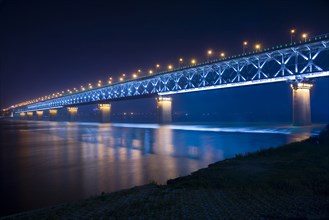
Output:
3 125 329 219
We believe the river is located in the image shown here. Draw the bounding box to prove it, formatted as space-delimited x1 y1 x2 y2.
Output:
0 120 325 216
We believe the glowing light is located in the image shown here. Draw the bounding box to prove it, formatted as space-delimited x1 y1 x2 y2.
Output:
119 77 124 81
291 83 313 90
149 70 153 74
302 33 308 42
291 29 295 34
158 96 172 101
243 41 248 46
132 73 137 78
49 109 58 115
67 107 78 113
207 50 212 55
220 52 225 58
168 65 173 70
191 59 196 64
138 69 141 73
255 44 261 51
98 104 111 110
179 58 183 62
156 64 160 68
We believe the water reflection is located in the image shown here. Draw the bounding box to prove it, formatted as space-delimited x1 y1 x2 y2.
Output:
0 120 325 216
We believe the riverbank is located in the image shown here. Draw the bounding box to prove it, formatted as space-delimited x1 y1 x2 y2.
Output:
2 125 329 219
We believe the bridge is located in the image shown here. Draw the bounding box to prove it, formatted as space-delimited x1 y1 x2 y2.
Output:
9 34 329 125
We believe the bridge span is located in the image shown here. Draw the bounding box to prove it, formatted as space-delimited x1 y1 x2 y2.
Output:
11 34 329 125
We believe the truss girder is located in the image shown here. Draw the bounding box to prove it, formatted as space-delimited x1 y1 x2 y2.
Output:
19 40 329 112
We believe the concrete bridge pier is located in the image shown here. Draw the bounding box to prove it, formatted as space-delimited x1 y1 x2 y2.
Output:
67 107 78 121
36 110 44 120
98 104 111 123
49 109 58 121
291 82 313 126
19 112 26 120
157 96 172 124
26 111 34 120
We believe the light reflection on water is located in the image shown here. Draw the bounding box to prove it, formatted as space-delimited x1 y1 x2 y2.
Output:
0 120 325 216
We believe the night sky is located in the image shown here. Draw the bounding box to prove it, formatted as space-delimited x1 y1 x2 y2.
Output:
1 0 328 122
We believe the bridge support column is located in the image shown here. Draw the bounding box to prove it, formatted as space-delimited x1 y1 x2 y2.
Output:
49 109 58 121
27 112 34 120
291 82 313 126
98 104 111 123
67 107 78 121
20 112 26 120
36 110 44 120
157 96 172 124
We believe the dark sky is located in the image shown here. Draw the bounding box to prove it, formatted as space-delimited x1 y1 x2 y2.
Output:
0 0 328 121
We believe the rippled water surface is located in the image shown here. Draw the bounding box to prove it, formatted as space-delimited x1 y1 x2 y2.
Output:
0 120 325 216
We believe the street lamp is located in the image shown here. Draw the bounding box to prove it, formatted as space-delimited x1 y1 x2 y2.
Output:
132 73 137 78
207 50 212 61
302 33 308 42
290 29 296 44
220 52 225 58
255 44 261 52
179 58 183 67
191 59 196 65
168 65 173 70
156 64 160 72
243 41 248 53
108 77 112 84
149 70 153 74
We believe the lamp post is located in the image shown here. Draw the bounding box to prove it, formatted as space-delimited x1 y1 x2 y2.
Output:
156 64 160 72
302 33 308 42
290 29 296 44
178 58 183 68
191 59 196 65
207 50 212 62
255 44 261 52
243 41 248 53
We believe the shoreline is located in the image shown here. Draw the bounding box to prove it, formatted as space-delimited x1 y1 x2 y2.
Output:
2 125 329 219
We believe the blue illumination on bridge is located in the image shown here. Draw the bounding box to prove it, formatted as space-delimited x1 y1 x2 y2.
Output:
14 36 329 113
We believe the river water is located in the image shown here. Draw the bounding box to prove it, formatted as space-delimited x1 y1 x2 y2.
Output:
0 120 325 216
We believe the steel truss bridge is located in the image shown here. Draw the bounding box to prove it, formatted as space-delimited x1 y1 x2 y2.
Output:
15 35 329 113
